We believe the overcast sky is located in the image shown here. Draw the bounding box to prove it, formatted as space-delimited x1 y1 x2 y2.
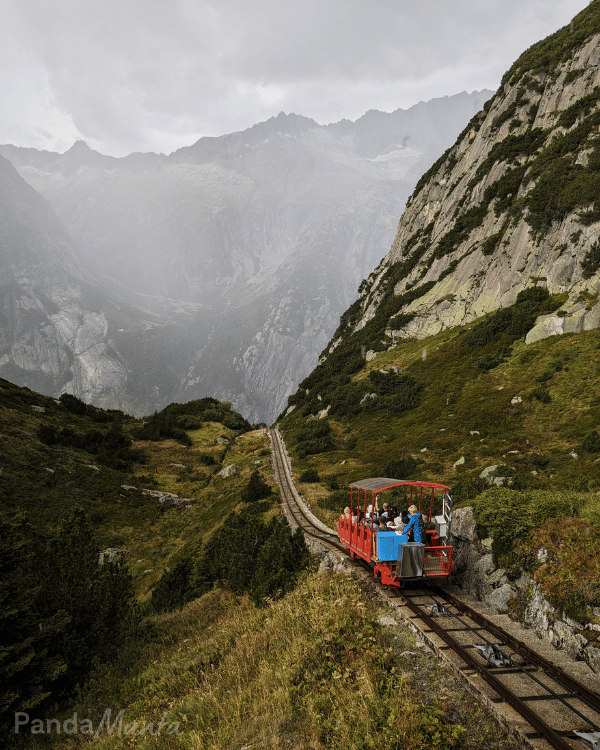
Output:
1 0 590 157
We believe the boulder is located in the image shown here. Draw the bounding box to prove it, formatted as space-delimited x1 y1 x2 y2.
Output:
553 620 588 661
141 489 180 505
486 567 508 587
584 644 600 674
486 583 517 612
219 463 237 478
479 464 499 481
450 506 478 542
99 548 130 565
525 315 565 345
453 455 465 468
31 405 46 413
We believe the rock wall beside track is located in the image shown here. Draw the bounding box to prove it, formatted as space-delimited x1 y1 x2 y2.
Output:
450 507 600 675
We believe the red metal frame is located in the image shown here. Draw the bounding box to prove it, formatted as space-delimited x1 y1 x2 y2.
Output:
338 479 454 586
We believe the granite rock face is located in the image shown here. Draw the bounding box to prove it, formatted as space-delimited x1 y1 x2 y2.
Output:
321 17 600 363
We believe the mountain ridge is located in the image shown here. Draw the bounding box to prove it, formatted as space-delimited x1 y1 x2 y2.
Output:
312 4 600 372
0 92 491 422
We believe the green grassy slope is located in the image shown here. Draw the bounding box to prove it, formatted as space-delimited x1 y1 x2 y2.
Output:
279 312 600 501
0 379 271 598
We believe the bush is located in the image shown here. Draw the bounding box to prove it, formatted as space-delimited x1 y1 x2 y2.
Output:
241 470 273 503
318 490 348 513
473 488 585 563
299 469 320 483
59 392 88 415
151 556 197 613
530 518 600 622
384 455 417 479
531 386 551 403
192 511 309 607
198 453 217 465
530 453 550 468
581 429 600 453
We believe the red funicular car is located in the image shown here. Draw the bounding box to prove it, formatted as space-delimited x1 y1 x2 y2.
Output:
337 478 454 586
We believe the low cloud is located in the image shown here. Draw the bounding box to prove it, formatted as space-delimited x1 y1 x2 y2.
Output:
1 0 589 155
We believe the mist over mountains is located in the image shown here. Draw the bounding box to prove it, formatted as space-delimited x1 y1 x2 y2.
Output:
0 91 492 422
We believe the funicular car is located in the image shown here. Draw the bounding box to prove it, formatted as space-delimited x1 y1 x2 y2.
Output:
337 478 454 586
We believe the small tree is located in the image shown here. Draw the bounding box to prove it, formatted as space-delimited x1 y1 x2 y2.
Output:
241 470 272 503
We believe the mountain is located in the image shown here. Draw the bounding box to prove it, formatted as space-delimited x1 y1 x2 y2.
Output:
0 153 212 415
315 10 600 362
0 92 492 421
279 3 600 430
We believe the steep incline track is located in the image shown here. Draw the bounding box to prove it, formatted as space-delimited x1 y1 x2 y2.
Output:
269 427 600 750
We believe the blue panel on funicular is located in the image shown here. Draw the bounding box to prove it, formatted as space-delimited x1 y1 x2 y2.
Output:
375 531 399 561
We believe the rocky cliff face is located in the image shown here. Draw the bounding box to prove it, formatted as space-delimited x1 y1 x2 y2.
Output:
0 154 210 415
326 5 600 360
1 93 490 422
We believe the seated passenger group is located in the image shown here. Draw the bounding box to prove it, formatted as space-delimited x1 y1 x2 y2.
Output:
343 499 428 543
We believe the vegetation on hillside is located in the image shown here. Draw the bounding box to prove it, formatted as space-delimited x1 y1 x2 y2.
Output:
0 379 293 744
279 305 600 620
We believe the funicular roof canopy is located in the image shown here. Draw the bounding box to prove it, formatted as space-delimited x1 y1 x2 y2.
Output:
349 478 451 492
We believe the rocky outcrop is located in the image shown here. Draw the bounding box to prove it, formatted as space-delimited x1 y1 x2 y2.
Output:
99 548 130 565
323 8 600 359
450 506 600 674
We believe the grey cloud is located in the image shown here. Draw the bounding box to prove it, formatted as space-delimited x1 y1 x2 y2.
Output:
2 0 590 155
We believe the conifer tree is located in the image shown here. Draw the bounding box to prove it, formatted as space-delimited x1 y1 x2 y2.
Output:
0 515 68 730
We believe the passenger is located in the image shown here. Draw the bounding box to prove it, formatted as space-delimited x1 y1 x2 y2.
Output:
366 504 377 524
394 515 406 535
377 517 387 530
343 506 351 519
380 502 390 518
398 504 426 544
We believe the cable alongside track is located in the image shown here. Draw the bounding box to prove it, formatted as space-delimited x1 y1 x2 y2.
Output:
268 426 600 750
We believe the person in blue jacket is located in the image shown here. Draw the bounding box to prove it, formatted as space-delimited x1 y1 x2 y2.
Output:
398 504 426 544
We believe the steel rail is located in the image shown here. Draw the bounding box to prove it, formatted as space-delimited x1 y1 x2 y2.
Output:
398 592 576 750
268 427 600 750
408 591 600 734
431 585 600 714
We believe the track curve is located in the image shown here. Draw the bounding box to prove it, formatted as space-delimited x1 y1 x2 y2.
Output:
269 426 600 750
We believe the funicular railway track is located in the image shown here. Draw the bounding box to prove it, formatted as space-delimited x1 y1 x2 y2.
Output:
268 427 600 750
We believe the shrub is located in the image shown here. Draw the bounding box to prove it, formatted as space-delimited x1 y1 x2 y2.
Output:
530 453 550 468
384 455 417 479
318 490 348 513
473 488 585 563
241 470 273 503
531 386 551 403
299 469 320 483
581 429 600 453
530 518 600 622
198 453 217 465
59 392 88 415
192 511 309 607
151 556 197 613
